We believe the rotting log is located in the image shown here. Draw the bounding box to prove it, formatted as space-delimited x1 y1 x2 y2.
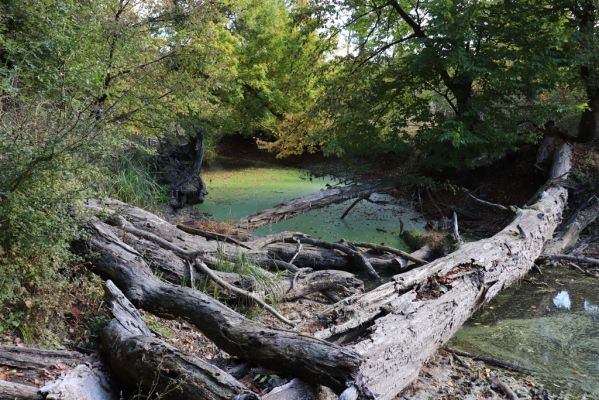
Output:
0 346 86 370
317 143 572 399
102 280 259 400
542 194 599 255
233 182 392 230
99 221 363 302
81 221 361 392
0 380 41 400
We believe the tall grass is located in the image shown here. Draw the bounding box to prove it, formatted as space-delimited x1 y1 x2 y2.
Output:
109 150 168 209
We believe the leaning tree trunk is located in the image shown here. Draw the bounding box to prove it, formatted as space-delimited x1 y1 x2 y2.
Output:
317 143 573 399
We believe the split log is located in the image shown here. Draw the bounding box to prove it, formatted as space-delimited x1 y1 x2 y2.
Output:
101 221 363 302
0 380 40 400
542 195 599 255
81 221 361 391
234 182 392 230
102 280 258 400
0 346 86 369
317 143 572 399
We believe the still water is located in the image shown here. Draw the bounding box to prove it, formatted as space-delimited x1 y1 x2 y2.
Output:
199 160 598 398
450 268 599 398
198 161 425 249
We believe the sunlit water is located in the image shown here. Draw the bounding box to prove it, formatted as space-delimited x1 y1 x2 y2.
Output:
198 160 425 249
450 268 599 398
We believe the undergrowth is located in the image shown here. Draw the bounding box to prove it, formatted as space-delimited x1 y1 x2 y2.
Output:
105 147 168 210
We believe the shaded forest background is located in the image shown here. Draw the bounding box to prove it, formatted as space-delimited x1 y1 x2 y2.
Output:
0 0 598 344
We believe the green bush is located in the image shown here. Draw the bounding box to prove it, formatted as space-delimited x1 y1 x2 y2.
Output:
0 99 102 343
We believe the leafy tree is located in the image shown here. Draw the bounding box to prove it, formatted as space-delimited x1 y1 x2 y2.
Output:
275 0 570 167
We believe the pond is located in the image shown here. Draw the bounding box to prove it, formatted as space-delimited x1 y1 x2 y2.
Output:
198 160 426 250
450 267 599 399
198 160 597 398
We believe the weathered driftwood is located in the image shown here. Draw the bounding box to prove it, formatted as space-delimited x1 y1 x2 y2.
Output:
100 219 363 303
234 182 392 230
82 221 361 391
318 143 573 399
40 364 118 400
543 195 599 255
0 346 86 369
86 198 401 274
0 380 40 400
102 280 258 400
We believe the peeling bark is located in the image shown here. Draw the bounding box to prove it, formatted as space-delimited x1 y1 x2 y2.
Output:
81 222 361 391
102 280 258 400
319 144 572 399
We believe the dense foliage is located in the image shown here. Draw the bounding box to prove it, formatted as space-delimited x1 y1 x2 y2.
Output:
1 0 598 342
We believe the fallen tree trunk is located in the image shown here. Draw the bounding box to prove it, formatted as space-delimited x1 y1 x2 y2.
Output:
0 380 40 400
317 143 572 399
542 194 599 255
99 219 364 303
233 182 392 230
81 221 361 392
86 199 402 275
102 280 259 400
0 346 86 369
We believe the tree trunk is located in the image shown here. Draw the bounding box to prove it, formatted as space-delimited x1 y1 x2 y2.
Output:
233 182 392 230
80 222 361 392
102 280 259 400
543 195 599 255
0 346 86 369
319 144 572 399
0 381 41 400
99 220 363 302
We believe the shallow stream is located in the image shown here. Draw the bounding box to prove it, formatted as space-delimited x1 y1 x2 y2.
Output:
450 268 599 398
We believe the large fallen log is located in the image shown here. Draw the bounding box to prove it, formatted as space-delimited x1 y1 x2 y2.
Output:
81 221 361 392
98 219 364 303
233 182 392 230
317 143 573 399
86 198 401 275
102 280 259 400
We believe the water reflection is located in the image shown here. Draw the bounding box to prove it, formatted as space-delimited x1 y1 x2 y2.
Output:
553 290 571 310
199 161 425 249
450 268 599 398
